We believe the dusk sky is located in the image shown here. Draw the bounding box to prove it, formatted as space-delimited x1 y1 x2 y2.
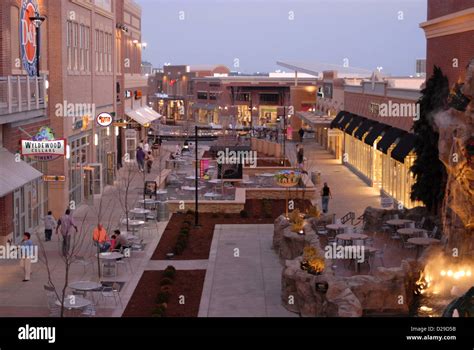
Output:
138 0 428 76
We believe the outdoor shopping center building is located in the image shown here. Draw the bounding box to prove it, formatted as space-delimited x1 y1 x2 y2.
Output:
0 0 50 244
276 61 426 209
0 0 150 244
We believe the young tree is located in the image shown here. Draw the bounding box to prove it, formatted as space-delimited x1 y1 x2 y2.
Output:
410 66 449 213
37 213 89 317
116 156 138 232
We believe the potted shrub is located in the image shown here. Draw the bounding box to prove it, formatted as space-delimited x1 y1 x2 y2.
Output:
160 277 173 286
163 266 176 279
152 304 167 317
156 291 170 304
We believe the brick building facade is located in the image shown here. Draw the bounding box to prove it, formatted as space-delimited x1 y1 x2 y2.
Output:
0 0 147 243
421 0 474 84
0 0 50 244
190 76 316 128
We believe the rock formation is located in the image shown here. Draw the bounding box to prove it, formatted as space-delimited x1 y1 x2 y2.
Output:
273 214 290 249
282 258 413 317
433 57 474 257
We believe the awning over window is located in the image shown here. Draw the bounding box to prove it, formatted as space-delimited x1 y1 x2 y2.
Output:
329 111 346 128
0 148 43 197
376 127 407 154
337 113 353 130
391 133 417 163
125 107 161 126
345 115 366 135
296 111 333 128
354 119 377 140
364 122 391 146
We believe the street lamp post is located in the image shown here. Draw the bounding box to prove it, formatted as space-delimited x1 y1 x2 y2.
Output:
283 105 287 163
29 15 46 77
194 125 199 227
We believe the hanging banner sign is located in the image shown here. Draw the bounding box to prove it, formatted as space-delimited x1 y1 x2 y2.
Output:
20 0 40 76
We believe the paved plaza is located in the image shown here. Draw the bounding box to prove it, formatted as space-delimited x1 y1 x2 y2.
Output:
0 141 387 317
199 224 296 317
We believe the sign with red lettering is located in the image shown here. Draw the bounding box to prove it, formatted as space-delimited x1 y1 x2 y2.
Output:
20 0 39 76
96 112 113 127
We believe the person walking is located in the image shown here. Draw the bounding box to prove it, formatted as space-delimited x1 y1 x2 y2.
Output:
145 151 154 174
320 182 332 214
56 209 78 257
143 140 150 153
42 211 57 242
20 232 34 282
298 127 305 142
296 144 304 169
136 147 145 172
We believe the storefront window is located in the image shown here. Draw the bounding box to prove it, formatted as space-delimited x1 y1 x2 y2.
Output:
259 106 277 126
69 134 91 205
236 105 251 126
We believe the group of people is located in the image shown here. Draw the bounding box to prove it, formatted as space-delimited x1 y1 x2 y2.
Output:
136 139 154 173
92 224 131 253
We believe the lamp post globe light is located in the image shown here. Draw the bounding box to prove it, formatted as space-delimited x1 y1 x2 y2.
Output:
29 15 46 77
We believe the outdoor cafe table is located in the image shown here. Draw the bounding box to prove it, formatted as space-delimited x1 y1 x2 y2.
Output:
386 219 414 227
69 281 102 292
121 219 145 233
123 232 140 242
408 237 441 259
326 223 349 234
98 252 124 260
335 232 368 244
397 228 425 236
344 245 378 272
138 199 158 209
69 281 102 300
182 186 205 191
55 295 92 314
129 208 150 219
97 252 124 277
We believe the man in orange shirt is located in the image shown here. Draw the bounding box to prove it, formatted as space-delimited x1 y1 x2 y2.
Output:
93 224 110 252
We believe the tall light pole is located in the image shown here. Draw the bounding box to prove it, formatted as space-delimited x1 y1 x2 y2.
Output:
29 15 46 77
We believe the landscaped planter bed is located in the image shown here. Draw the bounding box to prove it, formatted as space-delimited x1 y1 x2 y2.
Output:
152 198 312 260
123 270 206 317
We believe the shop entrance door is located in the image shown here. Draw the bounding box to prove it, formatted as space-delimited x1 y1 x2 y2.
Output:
125 129 137 162
87 163 103 196
83 167 93 203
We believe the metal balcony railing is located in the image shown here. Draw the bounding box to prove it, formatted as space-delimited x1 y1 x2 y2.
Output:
0 75 47 116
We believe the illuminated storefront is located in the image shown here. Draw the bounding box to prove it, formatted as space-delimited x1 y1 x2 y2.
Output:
193 103 218 124
332 111 421 209
236 105 251 126
258 106 278 126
